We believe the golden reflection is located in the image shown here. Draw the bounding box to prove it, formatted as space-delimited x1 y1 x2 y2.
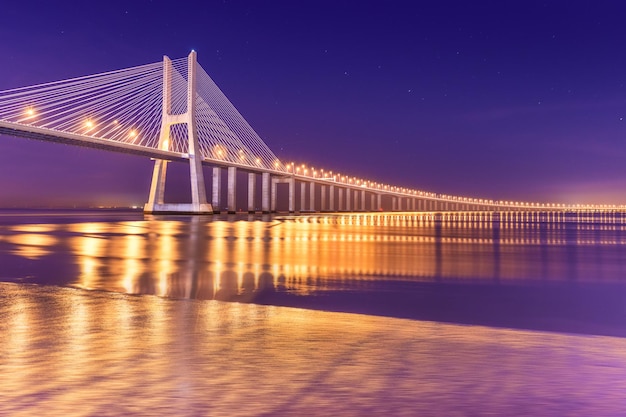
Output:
2 212 626 300
5 295 30 367
69 222 109 235
72 235 107 289
6 261 626 415
10 224 57 233
7 233 57 259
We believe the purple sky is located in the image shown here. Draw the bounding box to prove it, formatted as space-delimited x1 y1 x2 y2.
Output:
1 1 626 207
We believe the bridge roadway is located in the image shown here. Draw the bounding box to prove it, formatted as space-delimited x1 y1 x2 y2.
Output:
0 120 591 214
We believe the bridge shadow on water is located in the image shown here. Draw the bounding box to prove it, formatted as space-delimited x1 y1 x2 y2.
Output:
0 209 625 338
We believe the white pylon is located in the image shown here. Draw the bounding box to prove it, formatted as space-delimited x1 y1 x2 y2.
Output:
144 51 212 214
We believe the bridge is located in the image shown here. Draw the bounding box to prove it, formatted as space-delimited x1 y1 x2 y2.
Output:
0 52 621 214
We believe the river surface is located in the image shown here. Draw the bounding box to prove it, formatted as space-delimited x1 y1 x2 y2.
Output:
1 209 625 416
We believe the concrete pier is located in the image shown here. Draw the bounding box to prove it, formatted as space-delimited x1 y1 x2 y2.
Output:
212 167 221 213
309 182 316 212
338 188 344 211
262 173 270 213
361 190 366 212
248 172 256 213
300 182 306 212
227 167 237 214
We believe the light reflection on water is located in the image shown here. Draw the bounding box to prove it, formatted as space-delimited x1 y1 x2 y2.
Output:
1 283 625 416
0 211 626 334
1 210 626 415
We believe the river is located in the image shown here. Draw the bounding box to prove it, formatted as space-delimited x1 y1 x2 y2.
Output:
1 210 625 416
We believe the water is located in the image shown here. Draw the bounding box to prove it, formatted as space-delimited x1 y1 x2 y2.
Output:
1 209 625 416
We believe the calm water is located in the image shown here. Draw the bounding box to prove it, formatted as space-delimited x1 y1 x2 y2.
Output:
1 209 625 416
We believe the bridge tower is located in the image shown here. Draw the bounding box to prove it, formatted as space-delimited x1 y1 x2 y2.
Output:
144 51 212 214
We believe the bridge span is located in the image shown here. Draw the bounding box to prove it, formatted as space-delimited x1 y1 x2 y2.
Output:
0 52 622 214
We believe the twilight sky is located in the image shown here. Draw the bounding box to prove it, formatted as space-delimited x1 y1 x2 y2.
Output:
1 0 626 207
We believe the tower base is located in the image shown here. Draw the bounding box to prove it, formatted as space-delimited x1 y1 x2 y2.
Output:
144 203 213 214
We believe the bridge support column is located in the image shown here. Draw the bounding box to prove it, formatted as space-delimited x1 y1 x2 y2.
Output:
289 177 295 213
262 173 270 213
370 194 375 211
309 182 316 212
300 182 306 212
144 52 212 214
338 188 344 211
271 177 277 212
392 197 397 211
377 194 382 211
346 188 351 211
145 159 168 210
321 185 327 212
360 190 366 212
212 167 222 213
227 167 237 214
248 173 256 213
329 185 335 211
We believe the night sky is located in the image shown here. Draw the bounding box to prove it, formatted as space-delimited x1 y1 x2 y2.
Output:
1 1 626 207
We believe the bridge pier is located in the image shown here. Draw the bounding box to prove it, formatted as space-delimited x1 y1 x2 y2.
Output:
299 182 305 212
346 188 352 211
271 177 277 212
289 178 295 213
329 185 335 211
309 182 316 212
262 173 270 213
248 173 256 213
338 188 344 211
227 167 237 214
321 185 327 212
360 190 366 212
145 159 168 212
212 167 222 213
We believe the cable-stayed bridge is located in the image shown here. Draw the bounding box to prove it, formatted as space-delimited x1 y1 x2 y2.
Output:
0 52 619 213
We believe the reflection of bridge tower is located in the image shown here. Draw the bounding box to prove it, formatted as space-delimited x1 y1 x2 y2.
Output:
145 51 212 214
